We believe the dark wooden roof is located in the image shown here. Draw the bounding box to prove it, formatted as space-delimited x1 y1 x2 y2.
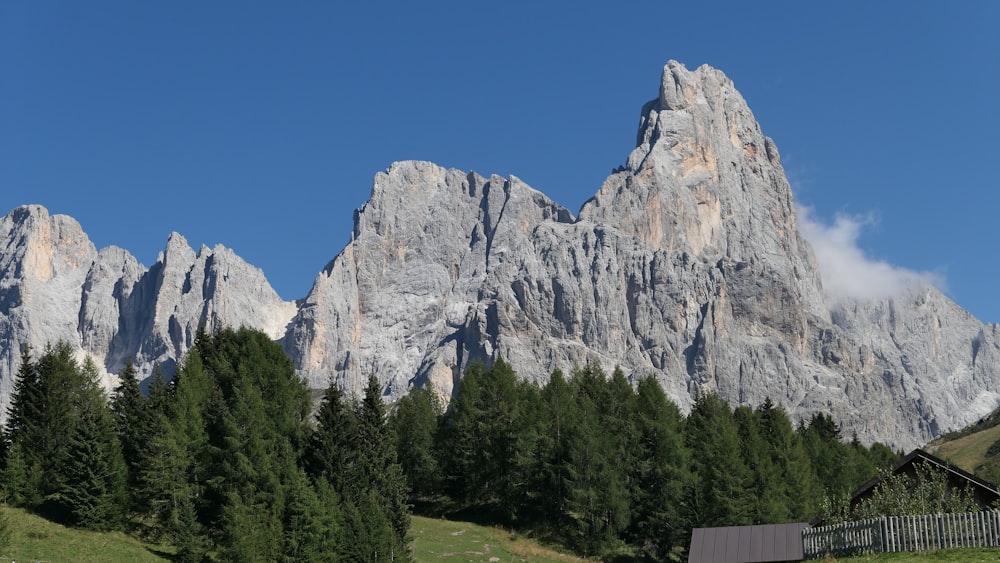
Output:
688 522 809 563
851 448 1000 503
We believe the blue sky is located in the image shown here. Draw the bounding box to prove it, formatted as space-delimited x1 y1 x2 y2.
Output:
3 2 998 321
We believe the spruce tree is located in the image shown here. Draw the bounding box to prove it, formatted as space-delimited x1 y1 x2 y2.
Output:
0 441 35 506
442 359 533 522
139 347 212 543
3 346 40 455
734 404 784 524
391 383 442 500
685 392 754 528
756 399 821 521
281 466 341 562
356 374 410 553
111 358 156 512
54 403 128 530
340 491 396 563
2 349 43 507
13 342 82 511
561 364 630 555
171 491 209 563
629 376 691 558
212 373 286 561
46 357 128 530
304 378 358 496
534 368 580 531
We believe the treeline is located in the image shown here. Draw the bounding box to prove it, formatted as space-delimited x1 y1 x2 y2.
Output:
0 331 898 561
0 329 408 562
390 359 898 559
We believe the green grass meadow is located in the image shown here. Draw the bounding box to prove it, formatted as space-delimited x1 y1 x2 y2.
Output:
0 504 172 562
410 515 588 562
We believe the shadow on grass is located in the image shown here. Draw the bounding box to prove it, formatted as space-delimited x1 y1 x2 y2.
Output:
145 546 179 561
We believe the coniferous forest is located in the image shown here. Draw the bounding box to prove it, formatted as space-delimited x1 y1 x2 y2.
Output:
0 327 898 561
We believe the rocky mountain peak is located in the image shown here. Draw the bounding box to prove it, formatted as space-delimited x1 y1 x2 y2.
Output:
2 62 998 449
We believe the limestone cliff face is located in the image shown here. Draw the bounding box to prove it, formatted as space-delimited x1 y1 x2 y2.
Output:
284 62 998 449
1 61 996 449
0 205 296 393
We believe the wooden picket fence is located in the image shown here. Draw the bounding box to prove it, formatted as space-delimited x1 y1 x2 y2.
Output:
802 510 1000 559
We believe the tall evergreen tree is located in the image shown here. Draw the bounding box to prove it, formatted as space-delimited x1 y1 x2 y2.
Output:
734 404 784 524
53 400 128 530
685 392 754 528
756 399 821 521
561 364 630 556
442 358 533 522
391 383 442 499
532 368 580 532
2 348 43 506
304 378 358 496
46 357 128 529
211 372 286 561
629 376 691 559
356 374 410 552
340 490 397 563
111 358 156 512
3 346 40 454
281 466 342 562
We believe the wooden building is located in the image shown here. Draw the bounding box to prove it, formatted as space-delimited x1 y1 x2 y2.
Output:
851 448 1000 510
688 522 809 563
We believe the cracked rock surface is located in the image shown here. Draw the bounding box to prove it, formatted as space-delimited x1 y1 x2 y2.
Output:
2 61 996 449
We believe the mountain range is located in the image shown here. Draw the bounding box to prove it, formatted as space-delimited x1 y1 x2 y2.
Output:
2 61 996 449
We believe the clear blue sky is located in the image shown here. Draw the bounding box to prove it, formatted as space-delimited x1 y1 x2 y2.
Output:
3 2 998 321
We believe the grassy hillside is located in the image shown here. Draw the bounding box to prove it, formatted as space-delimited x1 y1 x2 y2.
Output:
0 506 587 563
410 515 589 562
926 407 1000 484
0 505 172 562
836 547 1000 562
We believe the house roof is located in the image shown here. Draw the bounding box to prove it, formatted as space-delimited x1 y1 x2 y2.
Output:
851 448 1000 502
688 522 809 563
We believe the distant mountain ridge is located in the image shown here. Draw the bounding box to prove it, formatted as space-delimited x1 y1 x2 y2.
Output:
2 61 997 449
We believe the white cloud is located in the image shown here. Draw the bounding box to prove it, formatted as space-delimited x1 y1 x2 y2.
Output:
796 205 944 302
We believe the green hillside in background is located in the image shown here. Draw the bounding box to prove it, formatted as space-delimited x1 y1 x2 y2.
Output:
926 407 1000 485
0 504 171 562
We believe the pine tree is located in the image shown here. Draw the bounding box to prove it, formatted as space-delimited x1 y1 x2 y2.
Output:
685 392 754 528
562 364 631 556
3 346 40 455
756 399 821 521
9 342 82 511
533 368 580 531
629 376 691 559
111 358 156 512
391 383 442 499
0 442 35 506
45 357 128 530
734 404 784 524
137 348 213 543
356 374 410 553
211 374 285 560
138 413 201 543
2 350 43 507
53 404 128 530
340 491 396 563
281 467 341 562
442 359 534 522
304 378 358 496
172 491 209 563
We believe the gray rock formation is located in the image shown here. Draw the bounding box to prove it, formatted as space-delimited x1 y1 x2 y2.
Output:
1 61 996 449
283 61 999 449
0 205 296 399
